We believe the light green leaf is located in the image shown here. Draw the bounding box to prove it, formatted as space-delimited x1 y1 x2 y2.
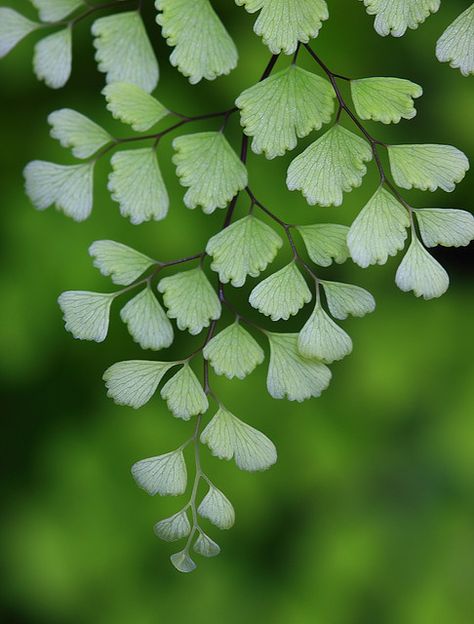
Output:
131 448 187 496
267 332 332 401
298 301 353 363
156 0 238 84
297 223 350 267
198 484 235 530
89 240 155 286
347 187 410 267
320 280 376 320
31 0 83 22
158 268 221 335
120 286 174 351
235 0 264 12
170 550 196 573
351 77 423 124
414 209 474 249
58 291 114 342
249 262 311 321
236 65 335 159
160 363 209 421
361 0 440 37
108 148 169 224
395 236 449 299
436 5 474 77
92 11 159 93
388 144 469 193
201 406 277 471
206 215 283 287
203 322 264 380
0 8 39 58
48 109 111 159
287 125 373 207
103 360 178 408
24 160 94 221
103 82 169 132
154 509 191 542
173 132 248 214
193 532 220 557
33 28 72 89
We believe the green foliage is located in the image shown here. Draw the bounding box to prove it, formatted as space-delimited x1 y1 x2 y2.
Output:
350 77 423 124
48 109 111 159
436 5 474 77
103 82 169 132
361 0 440 37
0 8 39 58
33 28 72 89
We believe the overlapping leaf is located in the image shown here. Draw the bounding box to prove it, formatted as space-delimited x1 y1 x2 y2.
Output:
120 287 174 351
298 302 353 363
160 364 209 420
320 281 376 320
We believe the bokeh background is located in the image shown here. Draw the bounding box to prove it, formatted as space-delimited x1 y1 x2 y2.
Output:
1 1 473 622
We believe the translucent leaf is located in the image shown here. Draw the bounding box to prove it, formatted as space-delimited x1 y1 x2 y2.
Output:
414 209 474 249
297 223 350 267
58 291 113 342
89 240 155 286
351 77 423 124
172 132 248 214
320 280 376 320
388 144 469 193
92 11 159 93
48 109 111 159
249 262 312 321
267 332 331 401
193 532 220 557
361 0 440 37
235 65 335 159
154 509 191 542
170 550 196 573
436 6 474 77
24 161 94 222
31 0 83 22
131 448 187 496
158 268 221 335
33 28 72 89
120 286 174 351
0 8 39 58
156 0 238 84
287 125 372 207
203 322 264 380
395 237 449 300
201 406 277 471
103 82 169 132
198 485 235 530
347 187 410 267
206 215 283 287
298 302 353 363
160 363 209 421
103 360 178 408
108 148 169 224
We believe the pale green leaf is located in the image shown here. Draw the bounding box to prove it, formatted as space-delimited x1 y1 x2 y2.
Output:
92 11 159 93
320 280 376 320
154 509 191 542
236 65 335 159
103 82 169 132
298 301 353 363
395 236 449 299
201 406 277 471
388 144 469 193
58 290 113 342
103 360 178 408
160 363 209 421
436 5 474 77
170 550 196 573
131 448 187 496
89 240 155 286
198 484 235 530
206 215 283 287
156 0 238 84
31 0 83 22
48 109 111 159
24 160 94 221
361 0 440 37
158 268 221 335
351 77 423 124
108 148 169 224
414 208 474 249
297 223 350 267
287 125 373 206
203 322 264 380
193 532 220 557
347 186 410 267
249 262 311 321
120 286 174 351
0 8 39 58
267 332 332 401
173 132 248 214
235 0 264 12
33 28 72 89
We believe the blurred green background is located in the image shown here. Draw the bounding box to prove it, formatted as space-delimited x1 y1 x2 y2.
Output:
1 1 473 623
